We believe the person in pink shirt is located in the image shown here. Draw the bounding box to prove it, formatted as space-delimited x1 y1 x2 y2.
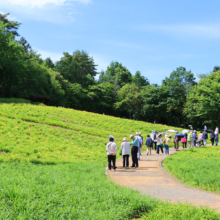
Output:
199 131 203 140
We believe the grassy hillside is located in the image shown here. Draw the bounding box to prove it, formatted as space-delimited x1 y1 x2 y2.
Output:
0 103 181 164
0 103 219 219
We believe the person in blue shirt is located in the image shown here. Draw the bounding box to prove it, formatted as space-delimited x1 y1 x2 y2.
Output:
204 125 207 131
135 132 142 161
130 135 139 168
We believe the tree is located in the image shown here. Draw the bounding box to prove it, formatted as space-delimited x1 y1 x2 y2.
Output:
99 61 132 96
43 57 55 69
213 66 220 72
162 67 196 126
55 50 97 87
115 84 142 119
141 85 169 124
0 13 21 37
87 82 115 114
185 70 220 128
0 22 24 97
18 37 32 53
132 71 149 87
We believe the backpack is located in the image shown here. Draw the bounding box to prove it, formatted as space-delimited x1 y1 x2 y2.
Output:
181 137 187 143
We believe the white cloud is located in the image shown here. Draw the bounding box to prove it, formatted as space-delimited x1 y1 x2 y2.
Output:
1 0 91 23
7 0 91 7
37 49 63 62
90 53 111 73
136 24 220 39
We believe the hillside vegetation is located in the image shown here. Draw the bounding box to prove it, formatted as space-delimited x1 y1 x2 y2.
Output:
0 103 180 164
163 146 220 194
0 103 219 219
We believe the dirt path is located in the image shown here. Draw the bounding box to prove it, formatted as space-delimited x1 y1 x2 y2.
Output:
108 148 220 211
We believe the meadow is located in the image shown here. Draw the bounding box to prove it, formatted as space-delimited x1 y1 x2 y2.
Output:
0 102 219 219
163 146 220 194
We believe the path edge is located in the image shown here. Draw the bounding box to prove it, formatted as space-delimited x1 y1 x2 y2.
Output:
159 153 220 196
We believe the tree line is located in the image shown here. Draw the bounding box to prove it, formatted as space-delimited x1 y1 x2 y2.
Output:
1 13 220 128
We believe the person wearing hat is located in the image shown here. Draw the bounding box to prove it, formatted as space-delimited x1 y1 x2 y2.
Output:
106 137 117 171
135 132 142 161
129 135 139 168
121 137 130 169
174 132 180 150
139 132 144 156
164 135 172 155
108 135 117 168
109 135 115 141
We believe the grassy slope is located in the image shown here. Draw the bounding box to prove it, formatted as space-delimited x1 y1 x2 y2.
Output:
163 146 220 194
0 103 219 219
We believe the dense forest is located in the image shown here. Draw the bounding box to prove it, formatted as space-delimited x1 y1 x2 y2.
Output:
1 13 220 128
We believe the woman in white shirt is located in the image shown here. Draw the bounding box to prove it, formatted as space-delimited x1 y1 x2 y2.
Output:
121 137 130 169
156 134 164 155
106 137 117 171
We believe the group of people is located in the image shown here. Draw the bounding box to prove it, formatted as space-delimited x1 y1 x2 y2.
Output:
175 127 219 149
106 126 220 172
106 132 144 171
106 131 174 171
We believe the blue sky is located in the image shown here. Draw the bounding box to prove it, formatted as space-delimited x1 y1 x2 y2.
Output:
1 0 220 84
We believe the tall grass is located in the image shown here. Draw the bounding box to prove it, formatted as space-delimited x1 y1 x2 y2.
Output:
163 146 220 193
0 103 219 219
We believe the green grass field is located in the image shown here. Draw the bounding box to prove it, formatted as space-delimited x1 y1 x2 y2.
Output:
0 102 219 219
163 146 220 194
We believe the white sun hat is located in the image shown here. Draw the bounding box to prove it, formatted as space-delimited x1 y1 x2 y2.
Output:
122 137 127 141
130 134 134 139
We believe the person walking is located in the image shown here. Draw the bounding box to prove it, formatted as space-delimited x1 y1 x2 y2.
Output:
139 132 144 155
174 132 179 150
154 131 158 151
215 126 219 134
108 135 117 168
151 130 157 151
106 137 117 171
215 132 219 146
204 125 207 131
210 131 215 146
199 131 203 146
121 137 130 169
164 135 172 155
181 134 187 148
156 134 164 155
145 135 153 155
130 135 139 168
187 131 193 148
135 132 142 161
203 130 208 146
192 131 197 147
199 131 203 140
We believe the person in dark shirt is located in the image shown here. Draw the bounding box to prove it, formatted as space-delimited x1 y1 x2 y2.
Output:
203 130 208 146
210 131 215 146
145 135 153 155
